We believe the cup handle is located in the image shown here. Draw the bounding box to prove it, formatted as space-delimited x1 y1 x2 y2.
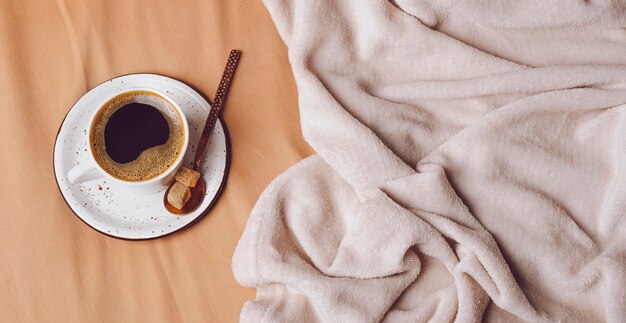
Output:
67 162 103 184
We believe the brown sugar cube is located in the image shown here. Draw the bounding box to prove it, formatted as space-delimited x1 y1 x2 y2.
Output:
175 167 201 188
167 182 191 209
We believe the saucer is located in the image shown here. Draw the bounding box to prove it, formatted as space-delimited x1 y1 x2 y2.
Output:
53 74 228 240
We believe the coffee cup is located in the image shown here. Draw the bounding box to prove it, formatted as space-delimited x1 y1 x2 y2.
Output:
67 89 189 194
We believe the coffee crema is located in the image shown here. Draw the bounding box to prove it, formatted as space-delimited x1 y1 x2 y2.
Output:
91 91 185 181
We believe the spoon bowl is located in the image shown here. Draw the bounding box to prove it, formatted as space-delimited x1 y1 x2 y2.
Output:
164 177 206 214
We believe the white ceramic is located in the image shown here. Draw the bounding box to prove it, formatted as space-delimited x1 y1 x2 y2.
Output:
54 74 228 240
66 88 190 194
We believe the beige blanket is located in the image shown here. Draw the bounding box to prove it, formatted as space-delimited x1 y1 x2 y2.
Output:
233 1 626 322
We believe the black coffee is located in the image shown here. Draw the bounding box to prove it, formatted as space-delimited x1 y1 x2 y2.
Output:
104 102 170 163
91 91 185 181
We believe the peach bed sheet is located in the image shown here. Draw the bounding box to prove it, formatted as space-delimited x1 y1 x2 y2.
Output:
0 1 311 321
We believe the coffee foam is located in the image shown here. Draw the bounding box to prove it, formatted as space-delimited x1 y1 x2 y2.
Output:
91 91 185 181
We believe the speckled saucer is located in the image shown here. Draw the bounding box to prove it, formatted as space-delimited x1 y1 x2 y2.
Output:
53 74 228 240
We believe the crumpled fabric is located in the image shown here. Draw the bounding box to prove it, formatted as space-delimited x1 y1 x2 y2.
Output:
233 1 626 322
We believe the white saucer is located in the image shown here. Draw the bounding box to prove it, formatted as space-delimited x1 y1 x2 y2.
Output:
53 74 228 240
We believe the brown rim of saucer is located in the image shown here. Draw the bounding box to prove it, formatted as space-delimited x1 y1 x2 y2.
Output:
52 73 232 241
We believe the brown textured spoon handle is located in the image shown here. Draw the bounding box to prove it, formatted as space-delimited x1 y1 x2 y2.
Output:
192 49 241 171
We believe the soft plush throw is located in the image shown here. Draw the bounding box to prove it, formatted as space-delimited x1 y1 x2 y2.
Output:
233 1 626 322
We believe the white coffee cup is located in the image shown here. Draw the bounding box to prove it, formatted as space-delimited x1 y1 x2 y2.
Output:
67 88 189 194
